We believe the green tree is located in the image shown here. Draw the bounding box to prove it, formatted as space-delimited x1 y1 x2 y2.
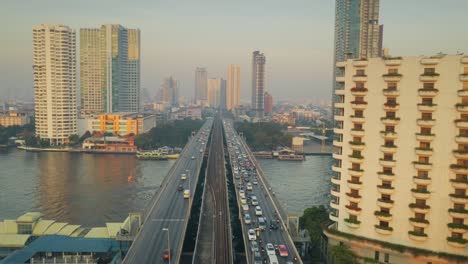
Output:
330 244 359 264
68 134 79 146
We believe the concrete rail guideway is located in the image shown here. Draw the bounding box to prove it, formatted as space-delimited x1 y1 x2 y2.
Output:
122 120 213 264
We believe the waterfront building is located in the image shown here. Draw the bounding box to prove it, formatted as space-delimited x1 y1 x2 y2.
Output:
326 54 468 263
195 67 208 106
252 51 266 118
80 25 140 114
77 113 156 136
82 135 136 152
0 111 29 127
264 91 273 114
33 24 77 145
227 64 241 110
207 78 222 108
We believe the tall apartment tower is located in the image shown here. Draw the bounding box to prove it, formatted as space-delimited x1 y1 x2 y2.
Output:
33 24 77 145
195 67 208 106
80 24 140 114
227 64 240 110
160 76 179 107
263 91 273 114
252 51 266 118
326 55 468 263
207 78 222 108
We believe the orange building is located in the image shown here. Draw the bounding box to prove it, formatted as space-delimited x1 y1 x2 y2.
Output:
78 113 156 136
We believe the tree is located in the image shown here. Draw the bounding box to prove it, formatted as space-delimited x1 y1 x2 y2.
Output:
68 134 79 146
330 244 359 264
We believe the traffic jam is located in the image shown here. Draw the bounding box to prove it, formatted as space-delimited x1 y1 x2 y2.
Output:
223 120 298 264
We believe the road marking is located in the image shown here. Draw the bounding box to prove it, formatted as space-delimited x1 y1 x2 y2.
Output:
151 218 185 222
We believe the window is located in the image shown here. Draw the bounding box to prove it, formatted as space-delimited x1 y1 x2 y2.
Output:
388 82 397 89
384 253 390 263
374 251 380 261
389 68 398 74
422 98 433 105
18 224 32 234
356 69 366 76
422 113 432 120
464 67 468 74
424 68 436 74
423 82 434 89
356 82 365 88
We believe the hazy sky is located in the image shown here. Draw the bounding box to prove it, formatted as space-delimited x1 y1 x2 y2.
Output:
1 0 467 103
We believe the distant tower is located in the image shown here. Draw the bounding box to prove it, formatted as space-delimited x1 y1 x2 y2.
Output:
227 64 240 110
220 79 227 110
33 24 77 145
195 67 208 106
161 76 179 106
252 51 266 118
207 78 222 108
263 91 273 115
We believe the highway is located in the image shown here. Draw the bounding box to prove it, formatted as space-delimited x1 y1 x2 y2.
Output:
123 120 213 264
223 119 302 264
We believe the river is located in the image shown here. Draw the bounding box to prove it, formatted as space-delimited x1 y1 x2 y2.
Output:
0 149 331 226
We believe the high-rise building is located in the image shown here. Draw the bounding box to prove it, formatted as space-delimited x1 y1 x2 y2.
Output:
252 51 266 117
195 67 208 105
160 76 179 106
220 79 227 110
207 78 222 108
33 24 77 145
325 55 468 263
264 91 273 114
80 24 140 114
227 64 240 110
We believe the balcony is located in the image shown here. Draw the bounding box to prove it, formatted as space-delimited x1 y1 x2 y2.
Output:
413 161 432 170
451 178 468 189
374 225 393 235
344 218 361 228
333 140 343 148
352 59 368 67
377 199 394 209
417 103 437 112
329 212 339 222
374 211 393 221
333 127 344 134
455 135 468 144
420 73 440 82
448 208 468 219
460 74 468 82
456 103 468 112
350 115 365 123
380 131 398 139
447 223 468 233
347 180 363 190
409 203 430 214
331 175 341 185
335 76 345 83
377 185 395 195
350 87 368 96
336 61 346 68
380 159 396 167
345 205 362 215
418 88 439 97
420 57 440 65
447 237 468 248
413 176 432 185
455 119 468 129
381 117 400 126
409 217 430 228
415 133 435 142
378 172 395 181
380 145 397 153
415 147 433 156
333 102 345 109
350 129 365 137
462 57 468 64
450 193 468 204
453 150 468 159
330 200 339 210
350 101 367 110
334 114 345 122
346 192 362 203
348 154 364 164
348 168 364 177
411 188 431 199
349 141 365 151
417 119 436 127
384 57 402 66
383 103 400 111
458 89 468 97
330 188 340 197
383 88 400 97
450 164 468 174
408 231 428 241
352 74 368 82
382 73 403 82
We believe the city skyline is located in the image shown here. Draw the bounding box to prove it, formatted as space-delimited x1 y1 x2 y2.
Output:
2 0 468 102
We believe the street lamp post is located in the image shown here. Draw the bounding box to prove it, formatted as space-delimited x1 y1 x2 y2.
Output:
162 228 171 264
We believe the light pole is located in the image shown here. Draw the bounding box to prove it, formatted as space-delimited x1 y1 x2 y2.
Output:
162 228 171 264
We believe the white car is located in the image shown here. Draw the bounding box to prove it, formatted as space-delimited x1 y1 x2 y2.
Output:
251 196 258 206
248 229 256 241
246 183 253 191
239 190 245 198
240 197 247 204
191 156 195 160
244 213 251 224
266 243 276 255
255 206 262 216
253 180 258 185
181 174 187 180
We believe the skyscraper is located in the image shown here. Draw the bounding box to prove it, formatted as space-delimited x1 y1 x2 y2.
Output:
33 24 77 145
227 64 240 110
263 91 273 114
220 79 227 110
207 78 222 108
160 76 179 107
80 24 140 114
195 67 208 106
252 51 266 117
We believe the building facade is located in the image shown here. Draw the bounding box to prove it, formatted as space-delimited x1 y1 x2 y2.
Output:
33 24 77 145
227 64 240 110
195 67 208 106
80 25 140 115
77 113 156 136
220 79 227 110
208 78 222 108
327 55 468 263
0 111 29 127
264 91 273 114
252 51 266 117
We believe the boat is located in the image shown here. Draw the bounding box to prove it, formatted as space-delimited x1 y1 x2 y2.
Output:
278 154 305 161
166 153 180 159
136 151 168 160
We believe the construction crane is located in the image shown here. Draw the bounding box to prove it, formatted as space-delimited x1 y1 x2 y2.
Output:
306 123 333 153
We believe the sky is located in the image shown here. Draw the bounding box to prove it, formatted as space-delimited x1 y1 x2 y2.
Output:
1 0 467 103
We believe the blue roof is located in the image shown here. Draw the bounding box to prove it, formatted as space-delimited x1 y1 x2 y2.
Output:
1 235 119 264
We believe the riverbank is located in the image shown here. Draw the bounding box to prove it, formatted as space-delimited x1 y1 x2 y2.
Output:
17 145 137 155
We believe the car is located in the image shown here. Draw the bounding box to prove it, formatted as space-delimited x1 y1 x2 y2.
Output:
252 180 258 185
250 241 259 252
244 213 251 224
185 169 189 173
266 243 276 255
162 248 171 260
251 196 258 206
191 156 196 159
183 190 190 199
246 183 253 191
270 219 279 230
200 149 203 153
253 251 262 264
177 185 183 191
240 197 247 204
242 204 249 211
248 229 256 241
181 174 187 180
258 217 266 230
239 190 245 198
278 244 289 257
255 206 262 216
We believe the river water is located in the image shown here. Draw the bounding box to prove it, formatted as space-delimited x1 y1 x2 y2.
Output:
0 149 331 226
